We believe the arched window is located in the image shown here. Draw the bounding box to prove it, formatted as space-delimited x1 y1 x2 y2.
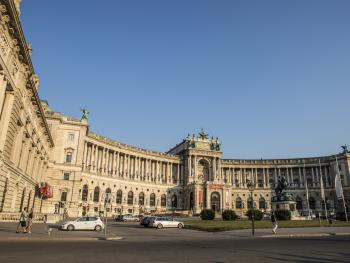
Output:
171 194 177 209
309 197 316 210
93 187 100 202
139 192 145 206
127 191 133 205
105 188 112 203
259 197 266 210
116 190 122 204
296 197 303 210
161 194 166 207
236 197 242 209
150 193 156 207
210 192 220 212
247 197 253 209
82 185 88 201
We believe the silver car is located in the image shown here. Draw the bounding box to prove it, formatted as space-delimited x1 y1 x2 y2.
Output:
152 217 184 229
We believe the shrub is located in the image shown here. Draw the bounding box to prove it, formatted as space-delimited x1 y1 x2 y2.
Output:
246 209 263 221
200 209 215 220
222 210 238 221
275 209 291 220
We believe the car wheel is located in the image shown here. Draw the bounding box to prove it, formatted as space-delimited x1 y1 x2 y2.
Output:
178 223 184 229
67 225 75 231
95 225 102 231
157 224 163 229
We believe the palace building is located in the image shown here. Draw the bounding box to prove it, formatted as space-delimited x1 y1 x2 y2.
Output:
0 0 349 221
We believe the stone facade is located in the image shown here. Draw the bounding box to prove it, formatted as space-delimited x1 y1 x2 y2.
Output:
0 1 349 220
43 107 350 218
0 0 53 218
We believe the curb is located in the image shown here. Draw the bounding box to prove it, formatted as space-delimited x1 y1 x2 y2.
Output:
99 236 124 241
260 233 350 238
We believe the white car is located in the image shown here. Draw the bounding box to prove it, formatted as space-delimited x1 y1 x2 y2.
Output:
59 216 105 231
151 217 184 229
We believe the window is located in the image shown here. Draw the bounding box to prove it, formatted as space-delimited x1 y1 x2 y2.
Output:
139 192 144 206
150 193 156 206
93 187 100 202
127 191 133 205
61 191 67 202
259 198 266 210
82 185 88 201
116 190 122 204
63 172 70 180
236 197 242 209
68 133 75 141
247 197 253 209
161 194 166 207
66 152 72 163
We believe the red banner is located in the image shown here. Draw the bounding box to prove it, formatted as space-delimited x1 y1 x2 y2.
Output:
199 191 203 206
40 182 53 199
208 184 224 189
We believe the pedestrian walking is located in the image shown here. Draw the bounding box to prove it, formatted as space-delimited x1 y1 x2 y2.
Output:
271 211 278 234
26 208 34 234
16 207 28 233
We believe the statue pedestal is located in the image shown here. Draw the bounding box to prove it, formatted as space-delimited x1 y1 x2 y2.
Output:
271 194 298 219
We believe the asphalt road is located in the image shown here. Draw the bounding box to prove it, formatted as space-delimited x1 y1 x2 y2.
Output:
0 222 349 263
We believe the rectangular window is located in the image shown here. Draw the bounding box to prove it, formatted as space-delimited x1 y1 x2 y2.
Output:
63 172 70 180
66 152 72 163
61 192 67 202
68 133 75 141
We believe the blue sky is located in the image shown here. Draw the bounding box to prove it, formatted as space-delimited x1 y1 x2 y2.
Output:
21 0 350 159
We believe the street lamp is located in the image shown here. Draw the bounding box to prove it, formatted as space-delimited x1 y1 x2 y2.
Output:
247 180 256 236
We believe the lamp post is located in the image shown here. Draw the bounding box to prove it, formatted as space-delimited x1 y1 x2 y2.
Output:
247 180 256 236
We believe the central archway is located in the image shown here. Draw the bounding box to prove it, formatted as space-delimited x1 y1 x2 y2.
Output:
210 192 220 212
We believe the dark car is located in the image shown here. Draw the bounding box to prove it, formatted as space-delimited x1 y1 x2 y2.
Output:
141 216 155 227
114 215 123 222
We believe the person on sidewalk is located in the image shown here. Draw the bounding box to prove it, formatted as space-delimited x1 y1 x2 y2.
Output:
271 211 278 234
16 207 28 233
26 208 34 234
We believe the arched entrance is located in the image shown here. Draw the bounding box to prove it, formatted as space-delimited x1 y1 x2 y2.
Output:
210 192 220 212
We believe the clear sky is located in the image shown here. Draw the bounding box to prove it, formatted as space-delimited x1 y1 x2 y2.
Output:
20 0 350 159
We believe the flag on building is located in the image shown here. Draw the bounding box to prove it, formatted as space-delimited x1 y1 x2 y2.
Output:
320 174 325 201
334 160 343 200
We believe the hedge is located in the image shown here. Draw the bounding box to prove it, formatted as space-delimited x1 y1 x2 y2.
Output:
246 209 263 221
222 210 238 221
200 209 215 220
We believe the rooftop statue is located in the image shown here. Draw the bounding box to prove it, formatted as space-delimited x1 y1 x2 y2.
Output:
80 108 89 121
341 144 349 154
198 128 209 140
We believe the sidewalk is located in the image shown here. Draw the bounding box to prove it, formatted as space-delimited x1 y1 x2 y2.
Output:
219 226 350 238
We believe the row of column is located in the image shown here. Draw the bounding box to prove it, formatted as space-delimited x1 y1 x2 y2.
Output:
221 165 331 189
82 142 181 185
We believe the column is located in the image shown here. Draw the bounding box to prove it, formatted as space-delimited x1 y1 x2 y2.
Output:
315 166 320 187
311 167 315 187
177 163 180 184
263 168 266 188
298 167 302 187
193 155 197 181
325 166 329 187
0 73 7 116
82 142 88 171
213 157 216 180
290 167 294 186
274 167 278 186
0 91 14 152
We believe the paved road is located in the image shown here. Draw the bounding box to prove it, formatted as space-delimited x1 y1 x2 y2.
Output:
1 222 350 262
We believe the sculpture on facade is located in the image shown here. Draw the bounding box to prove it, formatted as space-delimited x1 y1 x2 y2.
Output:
80 108 90 121
341 144 349 154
